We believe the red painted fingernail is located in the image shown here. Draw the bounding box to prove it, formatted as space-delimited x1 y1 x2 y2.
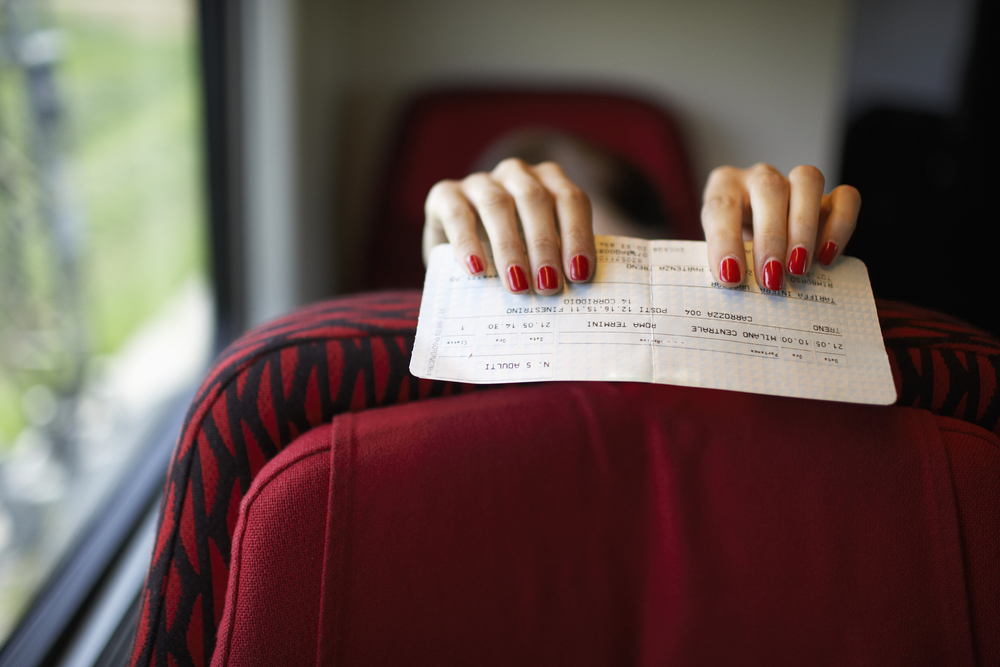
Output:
817 241 838 266
508 265 528 292
763 260 783 291
538 265 558 291
787 246 807 275
467 254 484 275
569 255 590 281
719 257 740 284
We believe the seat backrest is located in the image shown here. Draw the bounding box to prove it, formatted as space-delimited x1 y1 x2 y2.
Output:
129 290 1000 667
211 383 998 666
364 88 701 290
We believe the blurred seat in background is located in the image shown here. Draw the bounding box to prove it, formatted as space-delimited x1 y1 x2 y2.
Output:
363 87 701 291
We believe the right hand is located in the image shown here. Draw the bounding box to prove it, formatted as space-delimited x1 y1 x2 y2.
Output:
701 163 861 290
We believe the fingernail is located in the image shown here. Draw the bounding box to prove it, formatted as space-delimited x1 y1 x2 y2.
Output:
537 265 558 291
508 265 528 292
719 257 741 284
787 246 807 275
763 260 783 291
467 254 484 275
817 241 838 266
569 255 590 281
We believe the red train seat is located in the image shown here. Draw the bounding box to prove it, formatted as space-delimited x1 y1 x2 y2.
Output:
127 291 1000 667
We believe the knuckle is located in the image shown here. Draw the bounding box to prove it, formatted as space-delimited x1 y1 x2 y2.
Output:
837 184 862 207
426 179 456 203
534 160 566 175
478 187 514 211
453 239 480 256
493 238 525 257
708 165 740 182
556 184 590 209
831 185 861 234
702 193 741 215
439 201 471 223
790 164 824 185
562 225 594 248
789 214 819 232
709 230 744 248
461 172 494 192
749 162 779 175
754 230 786 250
494 157 528 174
510 179 551 206
526 236 561 257
748 169 788 194
428 179 453 194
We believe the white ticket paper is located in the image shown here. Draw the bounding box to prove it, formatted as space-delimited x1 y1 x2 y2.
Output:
411 237 897 405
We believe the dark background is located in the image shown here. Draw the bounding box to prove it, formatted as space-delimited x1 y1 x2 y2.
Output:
841 0 998 335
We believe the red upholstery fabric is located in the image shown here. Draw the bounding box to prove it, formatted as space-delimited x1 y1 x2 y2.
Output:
128 293 476 667
213 384 998 666
939 419 1000 665
364 89 700 290
212 425 332 667
130 291 1000 667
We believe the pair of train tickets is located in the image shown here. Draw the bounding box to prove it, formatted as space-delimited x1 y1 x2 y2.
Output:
411 237 897 405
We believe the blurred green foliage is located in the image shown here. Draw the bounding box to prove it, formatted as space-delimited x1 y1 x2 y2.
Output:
0 5 205 446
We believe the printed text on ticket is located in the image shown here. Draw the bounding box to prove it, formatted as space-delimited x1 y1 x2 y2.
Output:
410 237 897 405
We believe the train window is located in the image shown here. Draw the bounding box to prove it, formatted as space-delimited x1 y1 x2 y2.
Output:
0 0 209 646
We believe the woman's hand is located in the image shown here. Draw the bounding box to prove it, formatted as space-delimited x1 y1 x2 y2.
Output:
423 158 861 294
701 163 861 290
423 158 596 295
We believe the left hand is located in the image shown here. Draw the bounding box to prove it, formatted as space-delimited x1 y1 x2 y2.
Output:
423 158 595 295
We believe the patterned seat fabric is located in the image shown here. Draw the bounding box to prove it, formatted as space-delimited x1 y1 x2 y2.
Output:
878 299 1000 432
128 290 1000 667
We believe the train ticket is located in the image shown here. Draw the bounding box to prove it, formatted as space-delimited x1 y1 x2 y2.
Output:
411 237 897 405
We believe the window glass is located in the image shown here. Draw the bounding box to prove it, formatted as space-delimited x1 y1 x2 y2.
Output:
0 0 210 642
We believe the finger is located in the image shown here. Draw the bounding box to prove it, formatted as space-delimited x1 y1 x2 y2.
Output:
424 180 486 274
421 210 449 267
746 163 789 291
816 184 861 266
460 173 530 294
700 166 747 286
492 159 562 294
533 161 595 283
785 165 825 276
